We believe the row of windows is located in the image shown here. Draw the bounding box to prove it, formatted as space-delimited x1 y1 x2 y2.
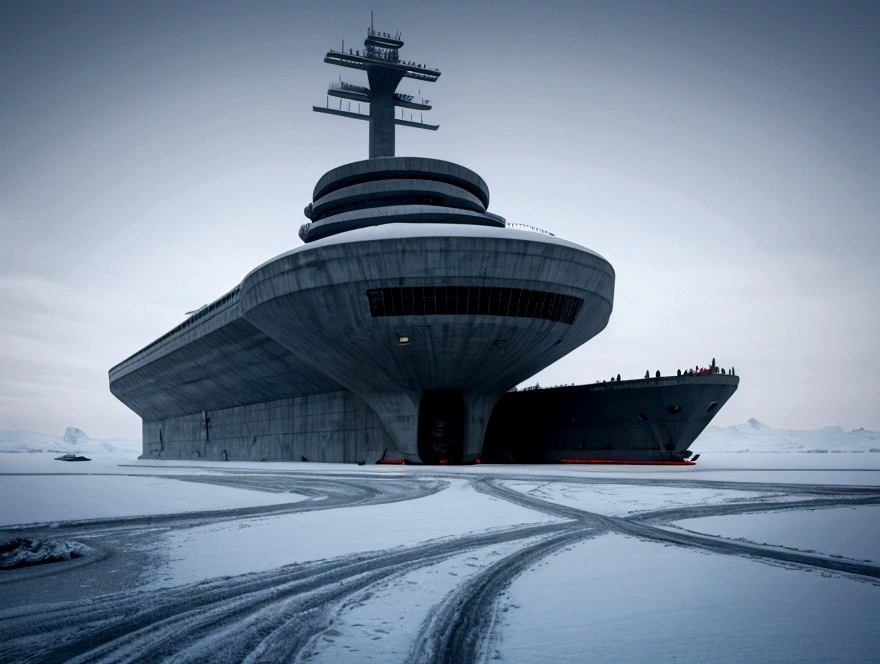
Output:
366 286 584 325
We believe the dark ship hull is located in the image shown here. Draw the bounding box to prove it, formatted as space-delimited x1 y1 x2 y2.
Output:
481 374 738 464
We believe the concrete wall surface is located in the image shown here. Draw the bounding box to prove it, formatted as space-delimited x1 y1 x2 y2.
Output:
109 300 341 421
141 390 398 463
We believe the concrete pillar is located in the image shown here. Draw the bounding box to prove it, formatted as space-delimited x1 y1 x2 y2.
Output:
462 392 504 463
354 389 420 459
367 66 404 158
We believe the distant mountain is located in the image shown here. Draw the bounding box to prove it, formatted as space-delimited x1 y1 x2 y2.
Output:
0 428 141 456
697 421 880 453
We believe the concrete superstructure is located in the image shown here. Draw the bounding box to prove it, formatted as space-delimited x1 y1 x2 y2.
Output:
109 21 618 464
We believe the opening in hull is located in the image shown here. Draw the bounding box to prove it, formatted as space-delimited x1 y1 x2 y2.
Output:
418 391 464 463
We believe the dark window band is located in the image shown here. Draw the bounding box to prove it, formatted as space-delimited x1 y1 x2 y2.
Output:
366 286 583 324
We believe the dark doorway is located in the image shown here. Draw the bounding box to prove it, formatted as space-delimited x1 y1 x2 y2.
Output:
418 392 464 463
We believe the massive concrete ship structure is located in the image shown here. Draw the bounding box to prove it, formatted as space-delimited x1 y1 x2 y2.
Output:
110 22 736 465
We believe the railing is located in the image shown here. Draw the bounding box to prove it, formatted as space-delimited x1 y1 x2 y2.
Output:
368 28 401 40
329 81 369 94
519 383 576 391
519 365 736 390
394 92 431 105
327 48 439 73
123 286 241 362
505 222 555 237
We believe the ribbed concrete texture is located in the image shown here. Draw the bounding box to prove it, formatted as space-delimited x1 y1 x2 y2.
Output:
110 299 341 421
141 391 398 463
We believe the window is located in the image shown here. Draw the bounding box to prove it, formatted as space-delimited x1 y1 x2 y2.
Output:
366 286 584 325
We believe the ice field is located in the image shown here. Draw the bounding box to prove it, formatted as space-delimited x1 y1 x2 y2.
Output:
0 424 878 663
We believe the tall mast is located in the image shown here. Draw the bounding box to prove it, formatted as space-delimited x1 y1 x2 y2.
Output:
313 20 441 158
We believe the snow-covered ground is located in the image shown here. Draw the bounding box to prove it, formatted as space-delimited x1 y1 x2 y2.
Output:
697 418 880 453
146 479 558 588
496 533 880 664
0 426 141 457
674 506 880 563
0 474 305 527
1 424 878 662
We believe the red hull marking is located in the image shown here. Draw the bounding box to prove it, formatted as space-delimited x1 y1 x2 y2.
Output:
376 459 407 465
559 459 696 466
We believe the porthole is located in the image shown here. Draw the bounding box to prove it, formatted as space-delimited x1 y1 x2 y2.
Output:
638 412 649 421
667 404 682 414
706 401 719 413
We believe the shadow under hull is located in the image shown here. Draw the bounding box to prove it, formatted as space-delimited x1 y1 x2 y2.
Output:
481 374 738 463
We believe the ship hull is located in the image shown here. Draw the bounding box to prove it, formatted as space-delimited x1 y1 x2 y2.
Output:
481 374 738 463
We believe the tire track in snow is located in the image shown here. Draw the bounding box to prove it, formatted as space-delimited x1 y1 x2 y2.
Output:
478 478 880 580
633 493 880 525
407 526 599 664
403 478 880 664
3 470 879 663
3 476 444 538
0 523 566 664
0 475 448 599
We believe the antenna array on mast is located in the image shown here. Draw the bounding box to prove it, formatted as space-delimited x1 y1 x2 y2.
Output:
312 18 441 158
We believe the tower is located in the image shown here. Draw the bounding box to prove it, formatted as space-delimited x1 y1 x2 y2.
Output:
313 17 440 158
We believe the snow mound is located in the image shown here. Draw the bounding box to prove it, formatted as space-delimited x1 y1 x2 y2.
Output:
697 421 880 453
0 428 141 457
62 427 89 445
0 538 88 569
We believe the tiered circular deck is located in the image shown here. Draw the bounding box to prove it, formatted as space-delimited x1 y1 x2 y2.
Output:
300 157 505 243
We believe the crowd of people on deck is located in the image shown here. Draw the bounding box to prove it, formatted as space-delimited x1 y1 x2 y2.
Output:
596 359 736 383
525 359 738 389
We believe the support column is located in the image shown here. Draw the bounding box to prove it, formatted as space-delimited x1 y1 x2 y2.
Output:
355 389 421 459
461 392 505 463
367 66 404 158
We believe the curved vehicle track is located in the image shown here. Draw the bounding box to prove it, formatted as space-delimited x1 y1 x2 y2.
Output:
1 468 879 663
474 477 880 579
405 476 880 664
407 526 601 664
2 474 445 538
0 523 567 664
0 474 448 598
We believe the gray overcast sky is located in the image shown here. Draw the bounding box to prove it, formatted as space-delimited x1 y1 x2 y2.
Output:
1 0 878 438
